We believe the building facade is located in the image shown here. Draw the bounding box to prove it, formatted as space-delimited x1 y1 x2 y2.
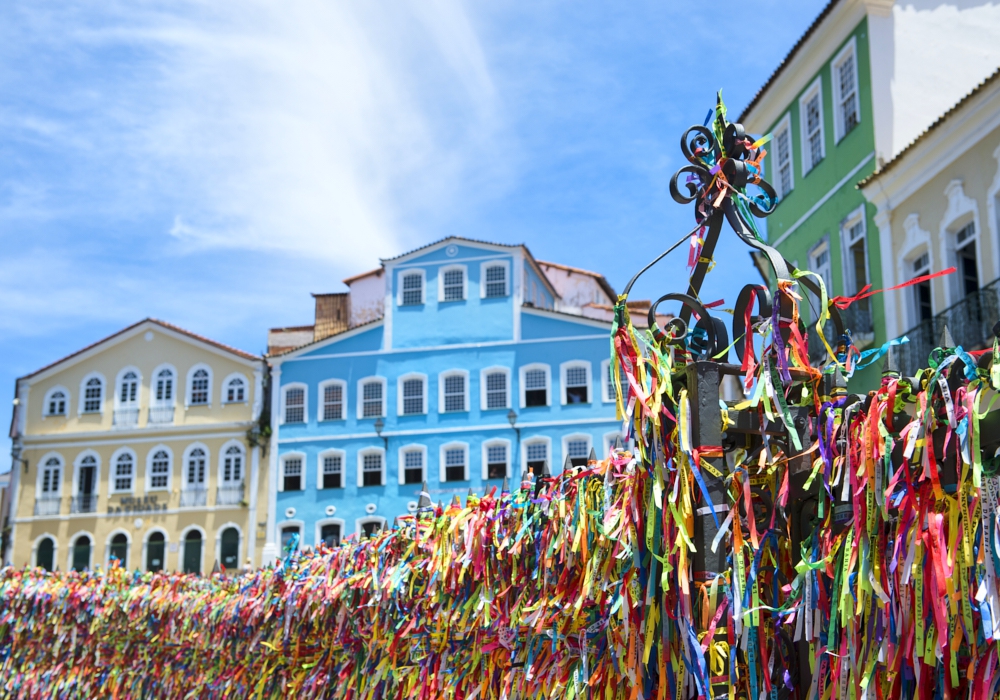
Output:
861 69 1000 374
7 319 268 573
739 0 1000 385
263 237 623 563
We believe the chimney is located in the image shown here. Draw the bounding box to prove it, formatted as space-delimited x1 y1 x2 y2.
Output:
312 293 349 341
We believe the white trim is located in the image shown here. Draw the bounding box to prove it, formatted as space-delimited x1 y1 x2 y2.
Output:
317 448 346 490
398 443 428 485
397 372 428 416
356 376 387 419
559 360 593 405
384 237 520 266
113 366 142 410
72 450 101 499
830 36 860 144
771 112 794 200
989 144 1000 286
218 439 246 487
278 520 305 553
520 436 552 476
142 527 170 572
32 533 58 570
220 372 249 405
898 214 934 330
602 430 625 458
798 75 825 176
145 443 173 492
150 363 178 410
42 385 70 418
939 179 983 307
439 441 470 482
179 524 207 574
317 378 347 422
37 451 64 497
519 363 552 408
78 371 106 414
481 438 512 480
519 306 613 330
355 516 387 538
397 268 427 307
480 260 511 298
315 517 346 548
14 504 248 525
280 382 308 425
561 432 593 469
437 264 468 302
840 204 871 300
185 363 213 408
479 366 512 411
181 442 210 490
68 530 96 571
600 359 615 403
104 528 133 568
214 521 243 571
24 428 250 450
279 451 306 492
357 446 386 487
109 446 138 495
438 369 470 414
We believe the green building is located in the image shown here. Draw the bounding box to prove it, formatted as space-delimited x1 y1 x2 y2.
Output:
739 0 1000 386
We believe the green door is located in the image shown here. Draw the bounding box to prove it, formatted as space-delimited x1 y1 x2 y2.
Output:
36 537 54 571
146 533 165 572
183 532 202 574
72 536 91 571
220 527 239 570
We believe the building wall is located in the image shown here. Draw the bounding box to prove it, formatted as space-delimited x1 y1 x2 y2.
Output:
345 271 385 327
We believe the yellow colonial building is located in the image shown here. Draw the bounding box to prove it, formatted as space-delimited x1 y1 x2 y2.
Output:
6 319 269 573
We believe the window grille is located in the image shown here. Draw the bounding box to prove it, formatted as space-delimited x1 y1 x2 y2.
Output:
285 388 305 423
187 448 206 487
485 372 507 409
226 377 245 402
48 391 66 416
401 273 423 305
323 384 343 421
443 375 466 412
322 455 343 489
567 438 590 467
115 454 134 492
837 54 858 135
524 369 547 407
444 447 465 481
362 381 383 418
150 450 170 489
805 94 823 170
83 378 102 412
362 452 383 486
565 366 589 403
402 378 424 415
486 444 507 479
484 265 507 297
283 457 303 491
223 445 243 483
403 450 423 484
442 269 464 301
190 369 209 405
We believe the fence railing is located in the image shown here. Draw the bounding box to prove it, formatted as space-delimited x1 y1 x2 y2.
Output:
180 488 208 507
113 407 140 429
34 496 61 516
148 406 175 425
216 485 245 506
71 494 98 514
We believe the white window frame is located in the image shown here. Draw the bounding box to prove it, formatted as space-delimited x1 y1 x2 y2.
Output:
559 360 593 405
72 450 101 498
317 379 347 422
519 363 552 408
480 260 511 298
521 436 552 475
315 518 347 548
481 438 512 480
185 363 213 408
438 369 470 413
42 385 70 418
33 533 59 570
182 442 210 491
772 112 794 199
808 237 833 297
142 528 169 572
397 269 426 306
68 530 95 571
109 447 138 495
438 264 468 302
114 366 142 409
279 451 306 492
355 516 387 538
78 372 106 414
905 247 934 328
397 373 428 416
357 447 386 487
603 431 626 457
218 440 246 486
105 528 132 569
317 448 346 490
278 520 305 553
830 36 860 144
798 76 825 175
398 443 428 485
600 359 616 403
179 525 207 573
840 205 870 298
145 444 173 492
37 451 64 496
221 372 249 404
562 433 593 469
356 376 387 419
439 441 470 482
214 522 243 570
480 366 512 411
150 364 177 408
280 382 308 425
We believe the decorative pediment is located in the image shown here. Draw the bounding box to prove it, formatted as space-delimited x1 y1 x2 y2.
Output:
943 180 976 228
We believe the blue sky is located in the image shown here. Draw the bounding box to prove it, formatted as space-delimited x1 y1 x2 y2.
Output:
0 0 826 463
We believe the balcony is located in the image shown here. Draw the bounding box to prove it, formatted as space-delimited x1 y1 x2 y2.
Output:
806 305 877 367
71 494 98 514
34 496 61 516
216 484 245 506
180 488 207 507
113 407 139 429
898 278 1000 377
148 406 175 425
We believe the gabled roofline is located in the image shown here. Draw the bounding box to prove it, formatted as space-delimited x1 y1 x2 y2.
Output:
342 267 383 285
269 318 384 362
18 319 260 385
379 236 520 265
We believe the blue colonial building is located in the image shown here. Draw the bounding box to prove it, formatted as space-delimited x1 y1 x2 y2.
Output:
261 237 624 563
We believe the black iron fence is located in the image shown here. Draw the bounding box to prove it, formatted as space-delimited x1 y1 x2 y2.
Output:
71 495 98 514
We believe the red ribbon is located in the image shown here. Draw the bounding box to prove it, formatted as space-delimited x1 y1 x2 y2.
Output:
829 267 956 310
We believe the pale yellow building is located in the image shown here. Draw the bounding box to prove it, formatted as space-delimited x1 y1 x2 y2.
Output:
861 68 1000 374
6 319 269 573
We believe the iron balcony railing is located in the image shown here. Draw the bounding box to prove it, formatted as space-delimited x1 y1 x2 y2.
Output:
71 494 98 514
898 277 1000 377
806 305 878 366
34 496 61 516
180 488 208 507
216 484 245 506
113 407 140 428
148 406 175 425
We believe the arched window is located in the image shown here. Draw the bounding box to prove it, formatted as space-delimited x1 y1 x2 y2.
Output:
560 361 591 404
319 380 345 421
189 368 210 405
523 438 549 476
82 376 103 413
318 450 344 489
222 445 243 484
439 371 468 413
401 447 425 485
481 368 510 410
440 442 469 482
150 367 176 424
146 532 166 572
520 365 550 408
182 447 208 506
109 533 129 568
71 534 92 571
220 527 240 570
224 376 246 403
400 375 426 415
148 449 171 490
36 537 55 571
182 530 203 574
74 454 98 513
319 522 341 548
280 524 302 553
439 265 466 302
283 385 306 424
113 452 135 493
118 371 139 405
40 456 61 496
357 517 386 538
281 454 304 491
482 262 509 298
563 434 593 468
399 271 425 306
482 439 510 480
358 378 385 419
358 448 384 487
45 389 67 417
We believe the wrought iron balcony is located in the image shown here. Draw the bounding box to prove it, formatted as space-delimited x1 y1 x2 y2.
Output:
898 277 1000 377
180 488 207 507
148 406 175 425
113 407 139 429
34 496 61 516
216 484 245 506
70 494 98 514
